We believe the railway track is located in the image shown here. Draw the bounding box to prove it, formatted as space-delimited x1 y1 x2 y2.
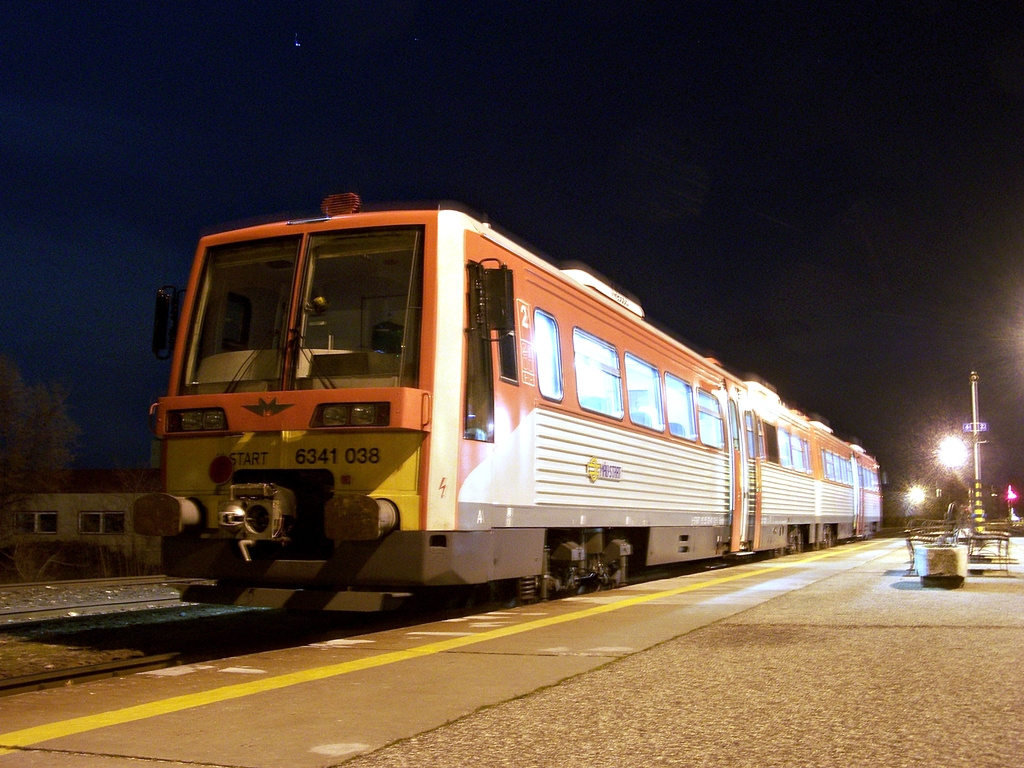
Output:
0 576 203 625
0 595 185 624
0 653 183 698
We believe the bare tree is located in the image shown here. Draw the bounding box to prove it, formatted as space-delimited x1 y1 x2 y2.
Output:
0 355 80 536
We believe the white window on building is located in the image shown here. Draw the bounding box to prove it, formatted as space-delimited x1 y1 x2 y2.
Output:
79 511 127 534
15 511 58 534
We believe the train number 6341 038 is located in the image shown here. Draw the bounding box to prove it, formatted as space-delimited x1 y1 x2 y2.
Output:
294 447 380 465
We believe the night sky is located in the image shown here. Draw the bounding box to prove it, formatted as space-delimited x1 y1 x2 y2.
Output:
3 3 1024 502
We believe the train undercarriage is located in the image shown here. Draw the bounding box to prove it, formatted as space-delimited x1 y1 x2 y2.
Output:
161 519 859 613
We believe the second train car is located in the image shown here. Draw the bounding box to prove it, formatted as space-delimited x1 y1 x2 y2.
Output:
135 194 881 609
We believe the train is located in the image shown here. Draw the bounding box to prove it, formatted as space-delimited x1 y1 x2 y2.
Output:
134 194 881 610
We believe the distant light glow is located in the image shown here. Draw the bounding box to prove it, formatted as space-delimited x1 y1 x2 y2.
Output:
907 486 926 505
937 436 969 469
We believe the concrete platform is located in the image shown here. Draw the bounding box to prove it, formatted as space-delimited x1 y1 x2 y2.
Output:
1 537 1022 767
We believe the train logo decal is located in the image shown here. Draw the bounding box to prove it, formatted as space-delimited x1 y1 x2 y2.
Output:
586 457 622 483
242 398 295 417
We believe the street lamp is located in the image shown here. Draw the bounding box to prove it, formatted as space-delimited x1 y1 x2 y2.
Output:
937 436 969 470
968 371 984 523
907 486 926 506
904 485 927 521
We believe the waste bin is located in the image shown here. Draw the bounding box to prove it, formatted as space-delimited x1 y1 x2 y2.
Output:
915 544 967 589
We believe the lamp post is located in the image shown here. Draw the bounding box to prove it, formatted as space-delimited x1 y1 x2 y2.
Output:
969 371 984 524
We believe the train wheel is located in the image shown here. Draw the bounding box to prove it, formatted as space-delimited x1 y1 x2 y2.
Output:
787 527 803 554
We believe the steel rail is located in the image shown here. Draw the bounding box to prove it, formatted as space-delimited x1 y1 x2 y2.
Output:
0 653 182 698
0 595 185 624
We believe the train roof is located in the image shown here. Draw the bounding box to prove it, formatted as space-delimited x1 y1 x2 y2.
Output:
195 194 877 463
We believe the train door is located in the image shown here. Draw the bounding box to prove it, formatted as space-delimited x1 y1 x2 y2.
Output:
851 458 864 536
744 411 763 550
727 398 744 553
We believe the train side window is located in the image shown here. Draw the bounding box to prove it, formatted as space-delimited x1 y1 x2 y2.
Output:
778 427 793 468
666 373 697 440
744 411 761 459
823 449 850 484
790 433 807 472
697 389 724 448
763 422 780 463
572 329 624 419
625 353 664 431
464 262 495 442
534 309 563 401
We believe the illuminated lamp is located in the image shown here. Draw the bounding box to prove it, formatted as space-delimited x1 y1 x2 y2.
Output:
937 436 969 469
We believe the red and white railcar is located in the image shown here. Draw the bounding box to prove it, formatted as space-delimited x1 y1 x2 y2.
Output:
135 195 881 609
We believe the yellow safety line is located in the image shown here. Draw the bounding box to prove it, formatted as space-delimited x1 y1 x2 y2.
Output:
0 539 893 754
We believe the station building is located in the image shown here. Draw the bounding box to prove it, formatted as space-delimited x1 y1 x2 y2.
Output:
2 469 162 582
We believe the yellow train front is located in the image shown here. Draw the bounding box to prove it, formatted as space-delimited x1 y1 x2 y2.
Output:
134 194 881 610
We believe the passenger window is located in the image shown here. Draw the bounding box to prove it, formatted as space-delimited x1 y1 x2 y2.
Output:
763 422 780 463
665 373 696 440
697 389 724 448
790 433 806 472
573 329 623 419
625 353 664 430
534 309 563 401
745 412 761 459
778 427 793 468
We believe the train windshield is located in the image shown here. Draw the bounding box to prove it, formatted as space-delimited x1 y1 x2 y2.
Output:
296 227 423 389
180 226 423 395
181 236 301 395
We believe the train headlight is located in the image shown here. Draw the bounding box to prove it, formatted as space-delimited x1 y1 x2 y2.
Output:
167 408 227 432
320 405 350 426
350 404 379 425
312 402 390 427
